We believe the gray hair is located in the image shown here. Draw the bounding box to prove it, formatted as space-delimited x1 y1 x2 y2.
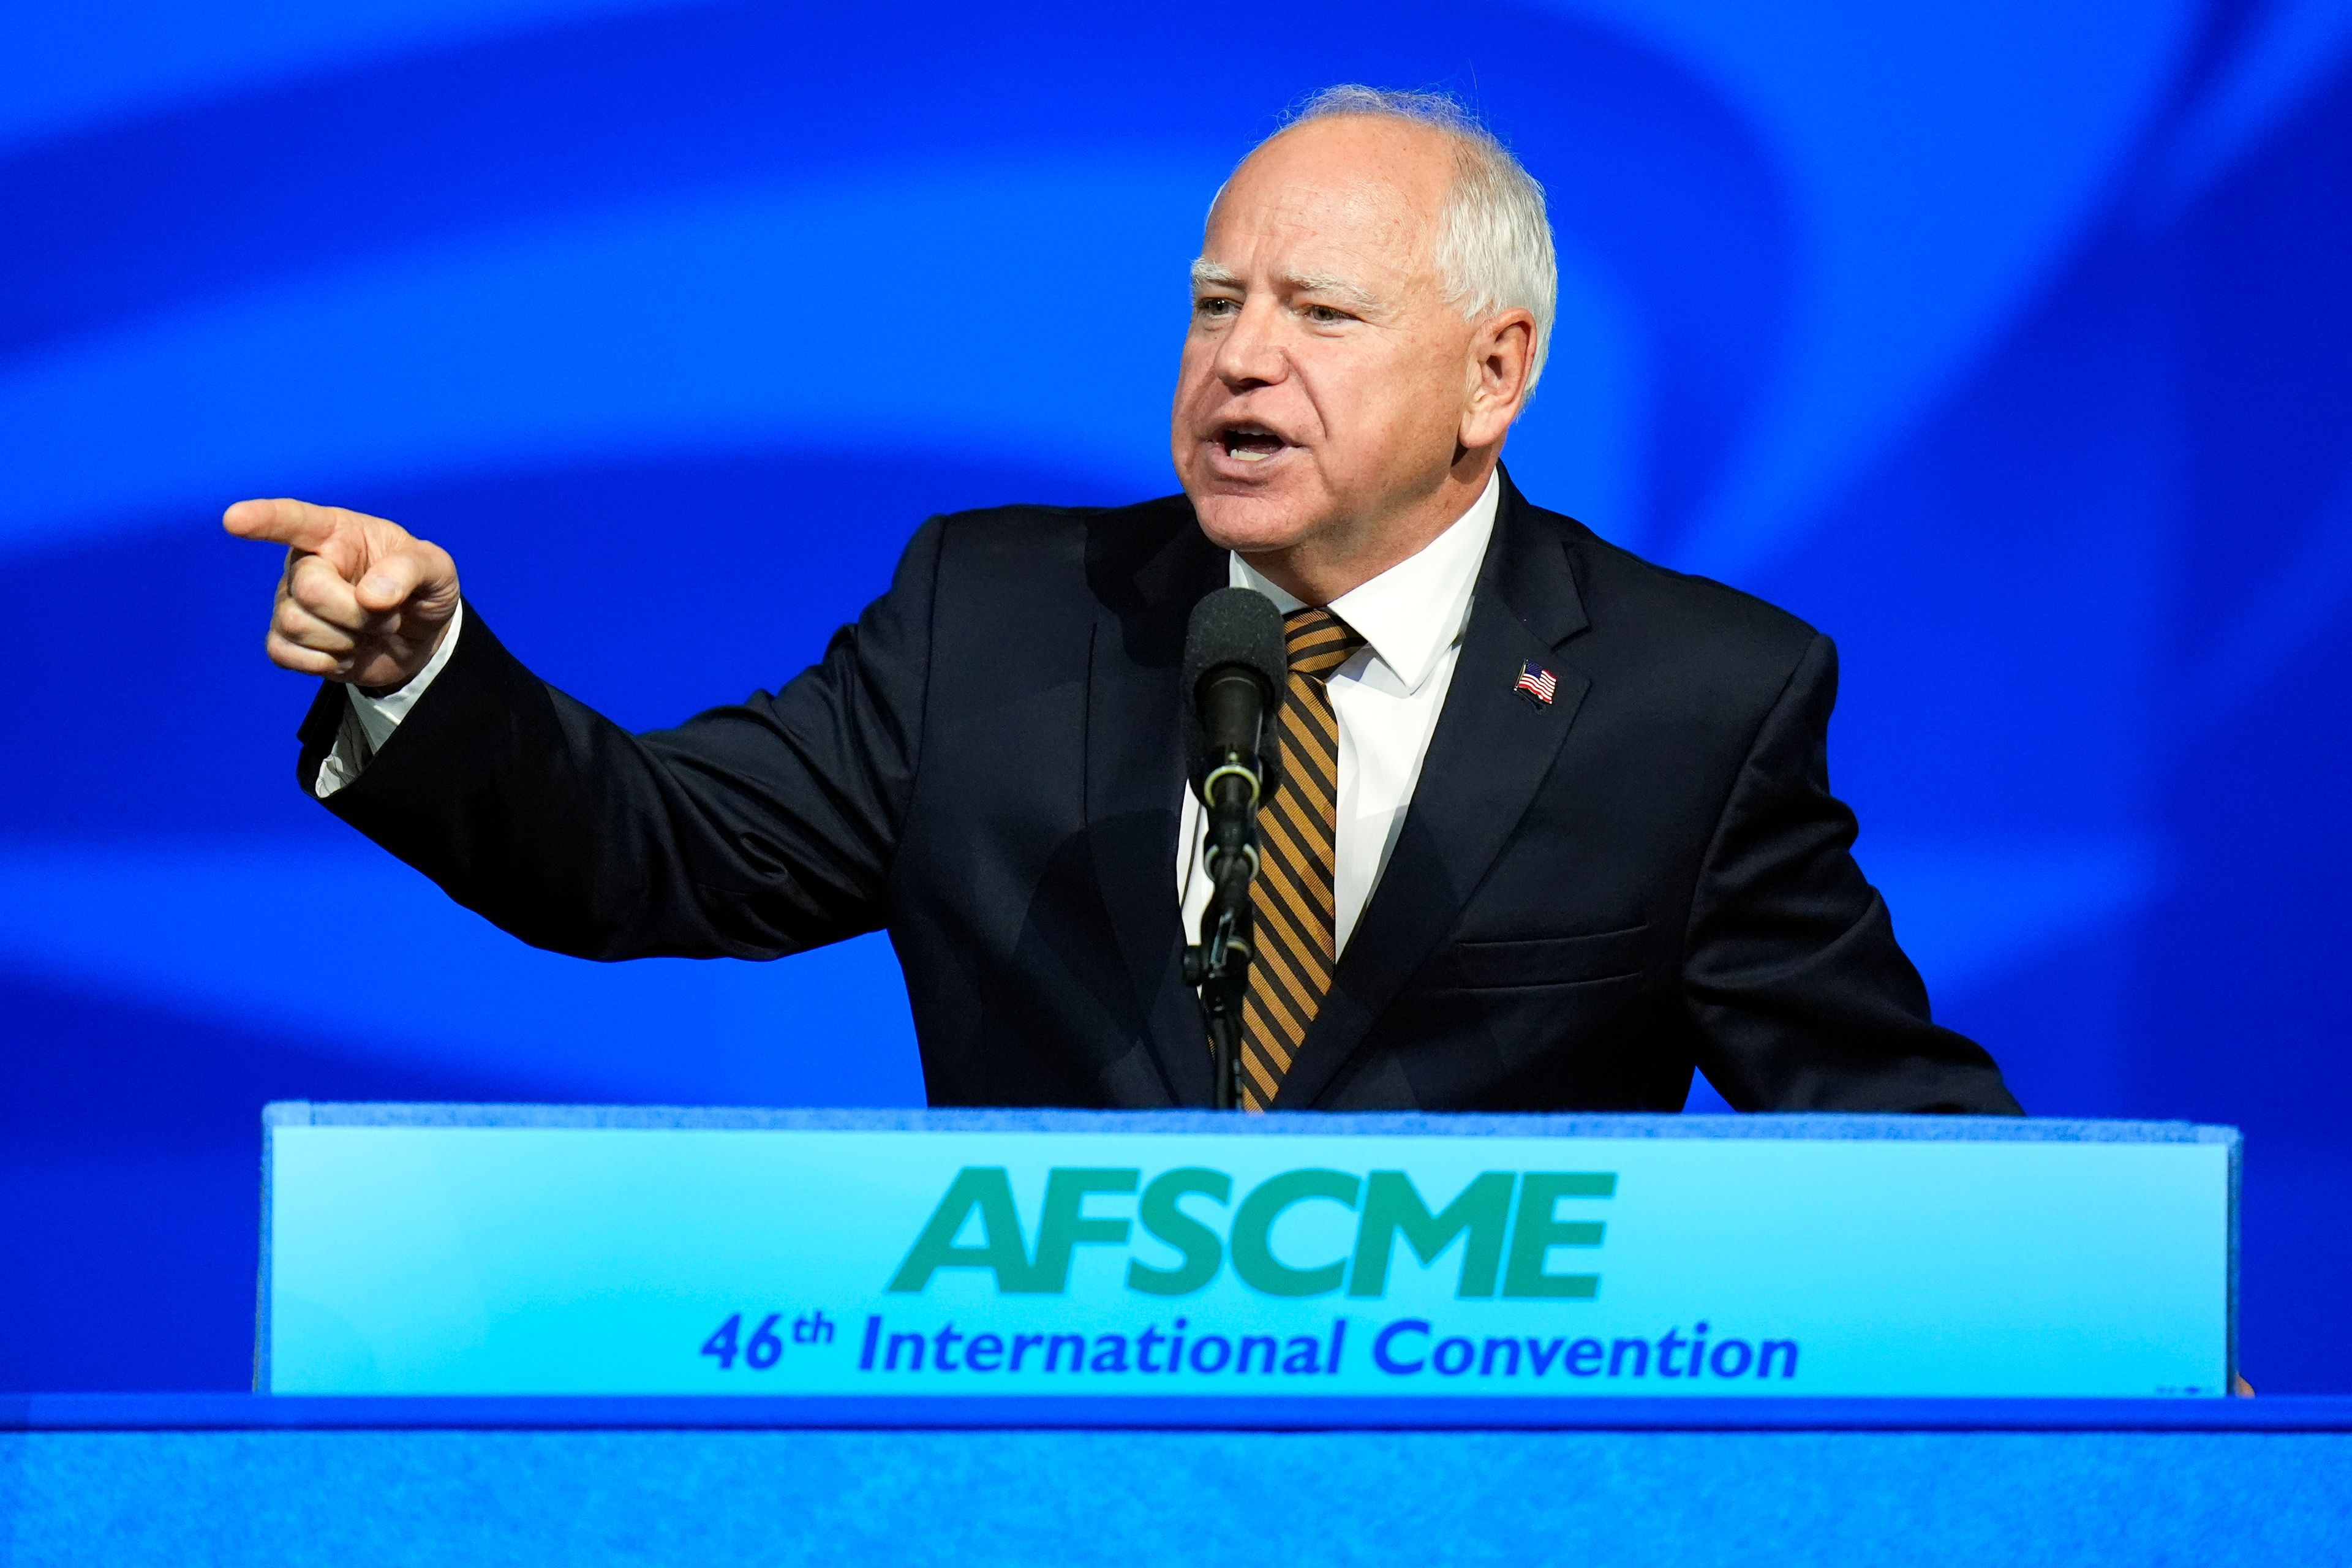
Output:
1270 85 1558 394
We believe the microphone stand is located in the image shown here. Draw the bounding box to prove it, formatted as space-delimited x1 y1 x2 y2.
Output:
1183 766 1262 1111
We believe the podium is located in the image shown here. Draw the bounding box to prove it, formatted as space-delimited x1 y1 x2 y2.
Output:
10 1106 2351 1565
254 1104 2239 1401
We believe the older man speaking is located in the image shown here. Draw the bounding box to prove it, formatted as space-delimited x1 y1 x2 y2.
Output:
224 87 2019 1115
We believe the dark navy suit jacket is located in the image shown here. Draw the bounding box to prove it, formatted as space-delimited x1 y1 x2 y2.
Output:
300 473 2021 1114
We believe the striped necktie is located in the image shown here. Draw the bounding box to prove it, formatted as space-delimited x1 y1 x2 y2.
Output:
1238 606 1366 1110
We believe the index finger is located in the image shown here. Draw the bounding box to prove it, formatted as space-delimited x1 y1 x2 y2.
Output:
222 497 360 554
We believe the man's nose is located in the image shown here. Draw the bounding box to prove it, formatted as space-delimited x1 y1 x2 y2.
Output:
1213 297 1289 389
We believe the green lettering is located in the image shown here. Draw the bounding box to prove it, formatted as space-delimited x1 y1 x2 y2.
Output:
1126 1167 1231 1297
1346 1170 1513 1298
886 1166 1046 1294
1501 1171 1613 1298
1030 1167 1140 1292
1231 1169 1362 1297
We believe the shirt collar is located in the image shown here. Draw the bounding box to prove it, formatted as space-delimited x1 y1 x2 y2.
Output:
1229 470 1500 696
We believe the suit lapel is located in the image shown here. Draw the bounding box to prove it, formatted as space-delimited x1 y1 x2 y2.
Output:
1273 474 1594 1108
1084 503 1226 1107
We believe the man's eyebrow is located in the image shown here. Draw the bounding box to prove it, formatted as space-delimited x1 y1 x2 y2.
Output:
1280 270 1378 309
1188 260 1381 311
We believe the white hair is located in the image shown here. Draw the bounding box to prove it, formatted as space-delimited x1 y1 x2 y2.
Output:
1261 85 1559 394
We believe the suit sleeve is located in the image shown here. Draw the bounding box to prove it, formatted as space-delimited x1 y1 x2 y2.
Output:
1679 633 2022 1114
293 516 945 962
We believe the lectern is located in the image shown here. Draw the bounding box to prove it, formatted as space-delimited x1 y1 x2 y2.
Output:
12 1105 2350 1564
257 1104 2237 1401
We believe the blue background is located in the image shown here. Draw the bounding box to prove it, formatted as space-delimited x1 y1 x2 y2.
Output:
1 0 2346 1393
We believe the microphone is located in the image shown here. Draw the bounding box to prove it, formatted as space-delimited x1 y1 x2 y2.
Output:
1180 587 1287 1110
1182 587 1288 899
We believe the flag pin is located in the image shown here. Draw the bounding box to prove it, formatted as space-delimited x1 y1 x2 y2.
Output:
1514 660 1558 706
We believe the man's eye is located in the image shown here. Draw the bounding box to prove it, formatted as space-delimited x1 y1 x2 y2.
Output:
1196 296 1239 318
1305 304 1351 325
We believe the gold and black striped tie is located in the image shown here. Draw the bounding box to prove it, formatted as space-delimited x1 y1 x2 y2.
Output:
1239 606 1366 1109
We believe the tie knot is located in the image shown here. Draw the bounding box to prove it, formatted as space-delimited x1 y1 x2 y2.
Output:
1283 606 1364 681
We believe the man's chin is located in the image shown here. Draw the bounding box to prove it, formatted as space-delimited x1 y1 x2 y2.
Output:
1186 490 1330 557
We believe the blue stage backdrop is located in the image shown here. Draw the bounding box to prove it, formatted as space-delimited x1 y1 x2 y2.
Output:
2 0 2346 1393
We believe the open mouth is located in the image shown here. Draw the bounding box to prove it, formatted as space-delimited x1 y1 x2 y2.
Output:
1218 423 1289 462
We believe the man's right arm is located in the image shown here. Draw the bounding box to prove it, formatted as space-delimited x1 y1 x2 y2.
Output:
314 600 466 797
230 497 938 963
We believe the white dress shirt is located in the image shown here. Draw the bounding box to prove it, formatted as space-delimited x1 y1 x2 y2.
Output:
317 473 1501 962
1177 472 1498 954
312 601 465 797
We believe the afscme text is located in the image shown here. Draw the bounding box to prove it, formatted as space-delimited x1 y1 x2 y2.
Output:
885 1166 1615 1299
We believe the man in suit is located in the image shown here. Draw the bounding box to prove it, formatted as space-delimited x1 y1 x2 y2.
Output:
225 86 2019 1115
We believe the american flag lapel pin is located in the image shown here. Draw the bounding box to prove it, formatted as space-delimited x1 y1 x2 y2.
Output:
1514 659 1558 706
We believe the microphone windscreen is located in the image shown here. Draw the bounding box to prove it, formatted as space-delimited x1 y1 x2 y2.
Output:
1180 587 1288 800
1182 587 1287 710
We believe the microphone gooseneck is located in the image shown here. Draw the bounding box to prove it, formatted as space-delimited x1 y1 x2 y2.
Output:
1179 587 1287 1110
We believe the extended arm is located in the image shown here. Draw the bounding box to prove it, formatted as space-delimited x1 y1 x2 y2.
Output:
231 497 938 963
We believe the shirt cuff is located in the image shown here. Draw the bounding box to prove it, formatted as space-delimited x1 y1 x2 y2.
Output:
312 603 464 799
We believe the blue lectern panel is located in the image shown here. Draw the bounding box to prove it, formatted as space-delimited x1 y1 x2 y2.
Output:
261 1106 2234 1400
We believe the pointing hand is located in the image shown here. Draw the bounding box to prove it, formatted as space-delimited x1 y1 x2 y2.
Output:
224 499 461 692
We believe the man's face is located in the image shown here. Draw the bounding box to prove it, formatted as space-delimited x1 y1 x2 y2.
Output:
1172 117 1477 558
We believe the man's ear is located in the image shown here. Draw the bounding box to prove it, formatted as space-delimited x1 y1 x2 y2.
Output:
1461 309 1538 450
